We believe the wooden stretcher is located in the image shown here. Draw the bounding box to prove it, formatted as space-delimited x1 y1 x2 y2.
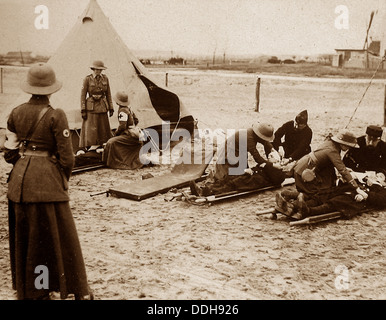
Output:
255 207 373 226
72 163 106 174
185 177 295 205
109 169 209 200
72 150 105 174
108 147 214 201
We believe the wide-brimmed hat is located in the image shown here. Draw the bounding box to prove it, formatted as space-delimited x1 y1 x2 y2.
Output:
252 123 274 142
366 125 383 138
113 91 130 106
331 129 359 148
20 63 62 95
90 60 107 70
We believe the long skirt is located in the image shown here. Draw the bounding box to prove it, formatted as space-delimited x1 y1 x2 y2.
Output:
8 200 90 300
102 134 144 170
79 112 112 148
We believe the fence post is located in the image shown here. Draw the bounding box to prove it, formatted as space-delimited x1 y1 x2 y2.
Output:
0 67 3 94
255 76 261 112
384 84 386 126
165 72 168 87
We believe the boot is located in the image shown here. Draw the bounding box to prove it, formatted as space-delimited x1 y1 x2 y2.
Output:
288 192 309 220
189 181 202 196
275 193 296 217
201 186 212 196
275 192 288 211
296 192 310 218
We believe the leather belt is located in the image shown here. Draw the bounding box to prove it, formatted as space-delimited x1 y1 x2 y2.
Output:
21 150 51 157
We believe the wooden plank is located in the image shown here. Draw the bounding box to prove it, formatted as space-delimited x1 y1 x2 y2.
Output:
109 175 196 200
256 207 277 216
109 171 209 201
289 211 342 226
72 164 105 174
289 208 373 226
203 185 281 203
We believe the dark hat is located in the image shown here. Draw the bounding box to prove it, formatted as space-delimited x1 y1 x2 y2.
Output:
113 91 130 106
331 129 359 148
20 63 62 95
366 125 383 138
252 123 274 142
295 110 308 125
90 60 107 70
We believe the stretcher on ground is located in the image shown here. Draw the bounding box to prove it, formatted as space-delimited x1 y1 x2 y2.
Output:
72 150 105 174
177 177 295 205
255 206 373 226
108 147 214 201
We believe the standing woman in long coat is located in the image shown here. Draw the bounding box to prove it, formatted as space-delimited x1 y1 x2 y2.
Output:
3 63 92 300
79 60 114 151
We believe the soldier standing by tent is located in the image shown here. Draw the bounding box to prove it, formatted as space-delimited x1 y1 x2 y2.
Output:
79 60 114 152
2 63 93 300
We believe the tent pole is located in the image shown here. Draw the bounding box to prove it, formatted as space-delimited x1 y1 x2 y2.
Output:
165 72 168 87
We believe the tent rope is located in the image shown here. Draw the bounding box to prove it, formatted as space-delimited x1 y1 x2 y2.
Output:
345 55 386 129
143 116 182 154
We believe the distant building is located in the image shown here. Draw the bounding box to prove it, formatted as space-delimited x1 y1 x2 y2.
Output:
333 43 385 70
2 51 49 65
333 6 386 70
333 4 386 70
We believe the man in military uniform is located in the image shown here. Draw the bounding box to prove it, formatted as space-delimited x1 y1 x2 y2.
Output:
79 60 114 151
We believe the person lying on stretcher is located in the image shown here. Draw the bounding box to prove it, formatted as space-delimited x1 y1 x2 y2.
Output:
275 169 386 220
189 150 295 197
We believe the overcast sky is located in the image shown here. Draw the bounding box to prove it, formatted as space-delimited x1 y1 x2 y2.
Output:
0 0 384 57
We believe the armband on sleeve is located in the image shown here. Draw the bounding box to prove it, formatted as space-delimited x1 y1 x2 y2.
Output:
4 129 19 150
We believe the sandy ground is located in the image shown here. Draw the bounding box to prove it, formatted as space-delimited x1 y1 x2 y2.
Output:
0 68 386 300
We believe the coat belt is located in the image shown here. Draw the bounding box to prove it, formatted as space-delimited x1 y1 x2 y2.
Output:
20 149 51 157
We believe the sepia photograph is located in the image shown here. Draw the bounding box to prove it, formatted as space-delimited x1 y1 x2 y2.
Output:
0 0 385 307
